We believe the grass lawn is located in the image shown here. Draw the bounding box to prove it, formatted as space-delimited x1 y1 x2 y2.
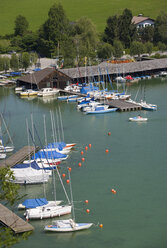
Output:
0 0 166 35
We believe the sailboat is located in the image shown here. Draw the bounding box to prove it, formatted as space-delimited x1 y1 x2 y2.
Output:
44 169 93 232
0 113 14 153
25 166 72 220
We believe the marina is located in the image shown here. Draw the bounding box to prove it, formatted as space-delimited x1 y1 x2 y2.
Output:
0 77 167 248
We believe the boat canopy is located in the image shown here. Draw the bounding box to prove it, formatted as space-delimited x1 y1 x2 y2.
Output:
46 142 66 151
13 161 41 170
31 150 67 160
80 86 99 94
22 198 48 208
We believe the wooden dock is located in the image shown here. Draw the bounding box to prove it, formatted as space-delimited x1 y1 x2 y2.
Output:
106 99 142 111
0 146 39 168
0 203 34 233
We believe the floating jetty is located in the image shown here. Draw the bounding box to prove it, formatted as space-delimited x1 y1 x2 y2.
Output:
106 99 142 112
0 203 34 233
0 146 39 168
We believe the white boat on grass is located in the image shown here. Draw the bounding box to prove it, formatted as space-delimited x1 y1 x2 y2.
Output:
44 169 93 233
37 88 59 97
129 116 148 122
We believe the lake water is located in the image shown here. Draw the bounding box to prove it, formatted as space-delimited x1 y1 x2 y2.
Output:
0 78 167 248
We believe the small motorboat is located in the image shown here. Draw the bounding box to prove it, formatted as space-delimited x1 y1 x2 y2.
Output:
20 89 38 97
129 116 148 122
44 219 93 232
85 105 118 114
37 88 59 97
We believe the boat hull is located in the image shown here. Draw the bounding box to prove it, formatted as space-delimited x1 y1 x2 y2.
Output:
44 221 93 232
129 117 148 122
86 108 117 114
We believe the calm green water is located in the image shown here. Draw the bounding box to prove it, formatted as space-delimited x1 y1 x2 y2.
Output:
1 78 167 248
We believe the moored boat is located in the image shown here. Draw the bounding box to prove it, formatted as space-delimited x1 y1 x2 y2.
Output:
129 116 148 122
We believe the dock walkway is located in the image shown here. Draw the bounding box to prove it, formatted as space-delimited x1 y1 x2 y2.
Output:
0 146 39 168
0 203 34 233
106 99 142 111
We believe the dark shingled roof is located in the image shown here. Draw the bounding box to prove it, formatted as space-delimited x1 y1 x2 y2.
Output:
18 67 72 84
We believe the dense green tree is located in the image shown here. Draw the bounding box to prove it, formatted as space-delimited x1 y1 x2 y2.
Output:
14 15 29 36
118 8 136 48
145 41 153 55
113 40 124 58
97 43 114 59
10 53 19 71
2 56 10 71
21 32 38 51
10 36 23 52
22 52 30 70
130 41 146 59
157 41 166 52
103 15 119 45
154 12 167 44
139 26 154 43
38 3 70 56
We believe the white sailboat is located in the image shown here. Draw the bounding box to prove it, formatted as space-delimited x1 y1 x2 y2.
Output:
44 169 93 232
0 113 14 153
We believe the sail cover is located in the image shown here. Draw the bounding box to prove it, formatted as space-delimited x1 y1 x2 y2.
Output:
13 161 40 170
31 150 67 160
22 198 48 208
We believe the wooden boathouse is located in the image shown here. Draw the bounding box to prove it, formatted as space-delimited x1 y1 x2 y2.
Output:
0 146 39 168
0 203 34 233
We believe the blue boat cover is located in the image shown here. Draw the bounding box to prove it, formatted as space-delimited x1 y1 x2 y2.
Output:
13 161 41 170
46 142 66 151
22 198 48 208
31 150 67 160
80 86 99 94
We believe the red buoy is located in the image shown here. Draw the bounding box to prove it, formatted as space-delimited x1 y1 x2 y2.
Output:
86 209 90 214
99 224 103 228
85 200 89 204
89 144 92 148
66 179 70 184
81 157 85 162
105 149 109 153
78 162 82 167
81 151 84 155
111 189 117 194
108 132 111 136
68 167 72 172
62 173 66 178
85 146 88 150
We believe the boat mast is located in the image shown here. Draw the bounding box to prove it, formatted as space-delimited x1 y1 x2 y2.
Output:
58 106 64 142
0 113 14 147
68 170 75 221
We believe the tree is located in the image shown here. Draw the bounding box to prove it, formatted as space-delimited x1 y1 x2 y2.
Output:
113 40 124 58
0 167 31 248
118 8 136 48
38 3 70 56
154 12 167 44
157 41 166 52
73 17 99 62
139 26 154 43
14 15 29 36
130 41 146 59
10 54 19 71
22 52 30 71
2 56 10 72
145 42 153 55
97 43 114 59
103 15 119 45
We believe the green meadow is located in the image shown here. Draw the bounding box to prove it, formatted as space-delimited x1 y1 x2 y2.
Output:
0 0 166 35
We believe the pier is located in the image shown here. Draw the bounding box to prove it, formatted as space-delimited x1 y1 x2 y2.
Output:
106 99 142 111
0 146 39 168
0 203 34 233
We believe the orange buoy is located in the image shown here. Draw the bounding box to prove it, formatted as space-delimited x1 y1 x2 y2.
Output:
105 149 109 153
99 224 103 228
62 173 66 178
85 200 89 204
85 146 88 150
89 144 92 148
108 132 111 136
111 189 117 194
81 151 84 155
68 167 72 172
78 162 82 167
86 209 90 214
81 157 85 162
66 179 70 184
